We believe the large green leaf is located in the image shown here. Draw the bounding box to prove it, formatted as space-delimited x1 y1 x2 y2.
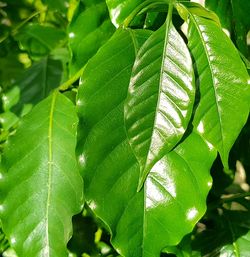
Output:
0 91 83 257
68 1 115 75
182 5 250 168
11 57 63 114
124 19 195 188
77 29 216 257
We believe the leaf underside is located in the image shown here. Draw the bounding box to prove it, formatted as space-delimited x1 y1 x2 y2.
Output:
0 92 83 257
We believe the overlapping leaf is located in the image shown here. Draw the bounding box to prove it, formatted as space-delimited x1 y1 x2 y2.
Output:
125 21 195 188
180 4 250 168
77 29 216 257
0 92 83 257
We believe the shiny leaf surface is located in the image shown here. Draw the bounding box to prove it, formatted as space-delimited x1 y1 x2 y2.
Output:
0 92 83 257
186 10 250 168
105 0 144 27
125 22 195 188
77 29 216 257
68 1 115 75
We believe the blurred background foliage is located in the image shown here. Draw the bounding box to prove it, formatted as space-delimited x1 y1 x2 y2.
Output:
0 0 249 256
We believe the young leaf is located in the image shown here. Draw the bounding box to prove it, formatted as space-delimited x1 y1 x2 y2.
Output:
124 19 195 189
185 6 250 168
77 29 216 257
0 91 83 257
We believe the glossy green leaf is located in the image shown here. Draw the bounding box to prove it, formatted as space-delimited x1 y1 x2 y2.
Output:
0 91 83 257
105 0 144 27
177 2 220 26
12 57 63 114
77 29 216 257
68 1 115 75
124 21 195 188
15 24 66 59
185 8 250 168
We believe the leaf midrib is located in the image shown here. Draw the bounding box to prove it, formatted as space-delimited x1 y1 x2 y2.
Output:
138 5 174 192
45 91 57 255
189 13 224 156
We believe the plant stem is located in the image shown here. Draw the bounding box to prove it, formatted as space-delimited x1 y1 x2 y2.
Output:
58 66 85 91
208 192 250 210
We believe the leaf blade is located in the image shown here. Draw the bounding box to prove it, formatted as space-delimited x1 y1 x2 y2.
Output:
0 92 83 257
187 11 250 168
124 22 195 188
77 28 216 257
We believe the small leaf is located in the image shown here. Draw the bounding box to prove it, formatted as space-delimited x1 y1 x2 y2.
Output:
0 92 83 257
186 9 250 168
124 21 195 188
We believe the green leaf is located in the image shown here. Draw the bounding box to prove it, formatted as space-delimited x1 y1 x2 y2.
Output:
220 231 250 257
68 1 115 75
15 24 66 59
77 29 216 257
205 0 250 57
186 9 250 168
192 209 250 256
106 0 144 27
177 2 220 26
0 112 19 131
0 91 83 257
124 20 195 188
12 57 63 115
205 0 232 29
